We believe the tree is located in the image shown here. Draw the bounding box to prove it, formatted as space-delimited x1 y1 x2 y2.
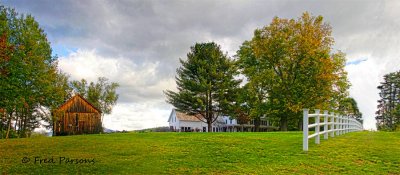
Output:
165 42 241 132
339 97 362 123
236 41 273 131
376 71 400 131
70 77 119 126
0 6 69 138
237 12 350 131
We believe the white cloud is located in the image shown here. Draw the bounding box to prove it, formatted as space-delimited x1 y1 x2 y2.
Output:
58 49 175 130
5 0 400 130
103 102 171 131
346 59 381 130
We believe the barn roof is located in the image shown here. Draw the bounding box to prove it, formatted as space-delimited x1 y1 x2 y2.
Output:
56 94 101 113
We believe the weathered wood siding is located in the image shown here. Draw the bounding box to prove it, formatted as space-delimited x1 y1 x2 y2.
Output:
53 95 102 136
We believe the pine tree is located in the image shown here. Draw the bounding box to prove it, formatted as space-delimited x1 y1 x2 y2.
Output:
165 42 240 132
376 71 400 131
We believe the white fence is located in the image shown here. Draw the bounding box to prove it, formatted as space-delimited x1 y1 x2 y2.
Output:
303 109 363 151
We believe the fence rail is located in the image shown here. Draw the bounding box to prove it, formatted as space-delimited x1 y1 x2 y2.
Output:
303 109 363 151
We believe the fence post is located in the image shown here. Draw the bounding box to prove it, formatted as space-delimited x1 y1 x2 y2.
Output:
324 110 328 140
343 116 346 134
337 115 340 135
303 109 309 151
315 109 320 144
335 115 339 136
349 118 352 132
330 112 335 137
341 116 344 135
339 116 342 135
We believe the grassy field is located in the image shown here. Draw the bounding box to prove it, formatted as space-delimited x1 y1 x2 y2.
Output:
0 131 399 174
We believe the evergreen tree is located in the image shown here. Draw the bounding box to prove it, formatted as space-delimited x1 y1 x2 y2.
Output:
376 71 400 131
165 42 240 132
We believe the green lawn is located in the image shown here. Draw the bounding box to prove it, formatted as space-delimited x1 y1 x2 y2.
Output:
0 131 399 174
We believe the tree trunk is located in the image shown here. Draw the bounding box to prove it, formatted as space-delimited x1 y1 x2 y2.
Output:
14 115 18 134
298 119 303 131
280 115 288 131
0 113 3 139
254 117 260 132
23 113 29 138
6 113 12 139
207 120 212 132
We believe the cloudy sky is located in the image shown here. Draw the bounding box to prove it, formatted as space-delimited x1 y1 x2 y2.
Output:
3 0 400 130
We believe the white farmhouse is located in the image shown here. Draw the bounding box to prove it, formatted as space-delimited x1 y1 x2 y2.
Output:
168 109 276 132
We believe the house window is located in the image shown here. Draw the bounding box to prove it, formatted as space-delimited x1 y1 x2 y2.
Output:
225 120 228 124
181 127 184 131
188 127 191 132
230 119 232 124
203 127 206 132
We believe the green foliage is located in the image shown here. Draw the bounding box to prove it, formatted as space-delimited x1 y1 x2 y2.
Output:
165 42 240 132
339 97 363 123
376 70 400 131
0 6 70 138
70 77 119 116
0 132 399 174
237 12 350 131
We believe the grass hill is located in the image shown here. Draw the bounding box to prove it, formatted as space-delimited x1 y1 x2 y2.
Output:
0 131 399 174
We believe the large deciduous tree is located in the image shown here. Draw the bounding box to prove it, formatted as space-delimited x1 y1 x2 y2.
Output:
339 97 362 123
70 77 119 125
165 42 240 132
0 6 70 138
376 71 400 131
237 12 350 131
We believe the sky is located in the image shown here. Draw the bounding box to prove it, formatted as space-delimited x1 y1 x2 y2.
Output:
3 0 400 131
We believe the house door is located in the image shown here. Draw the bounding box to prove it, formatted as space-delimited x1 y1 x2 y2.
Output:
79 121 85 134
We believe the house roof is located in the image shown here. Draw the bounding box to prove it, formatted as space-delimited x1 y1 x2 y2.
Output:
175 111 203 122
168 109 204 122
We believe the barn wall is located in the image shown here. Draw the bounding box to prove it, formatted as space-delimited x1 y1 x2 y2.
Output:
53 95 102 136
54 112 102 136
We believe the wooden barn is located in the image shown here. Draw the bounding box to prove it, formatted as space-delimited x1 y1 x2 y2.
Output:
52 94 102 136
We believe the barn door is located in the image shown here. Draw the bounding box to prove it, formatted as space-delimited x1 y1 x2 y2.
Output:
79 121 85 134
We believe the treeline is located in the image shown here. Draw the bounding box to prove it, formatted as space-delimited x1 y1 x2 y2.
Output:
0 6 119 139
165 12 362 131
376 70 400 131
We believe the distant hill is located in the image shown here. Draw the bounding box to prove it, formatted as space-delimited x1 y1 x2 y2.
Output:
135 126 170 132
103 128 116 133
